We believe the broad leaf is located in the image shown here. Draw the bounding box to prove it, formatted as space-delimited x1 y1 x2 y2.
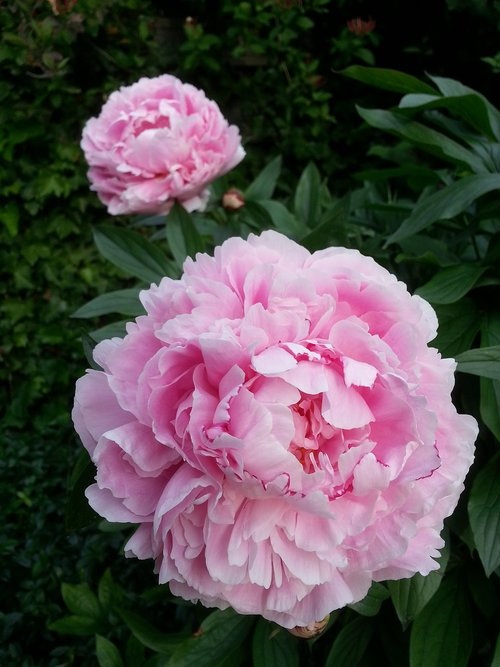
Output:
415 264 486 304
357 107 487 174
119 608 188 655
65 450 98 531
245 156 282 201
480 313 500 440
456 345 500 380
98 570 121 611
252 619 298 667
260 200 307 238
432 300 480 357
386 174 500 244
61 582 102 620
166 203 205 267
48 615 99 636
348 582 389 617
324 616 373 667
90 321 128 343
409 574 472 667
300 194 350 251
94 225 174 283
72 289 144 319
340 66 436 95
294 163 321 227
240 200 274 231
468 454 500 576
96 635 125 667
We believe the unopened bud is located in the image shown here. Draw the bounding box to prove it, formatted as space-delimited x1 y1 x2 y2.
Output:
289 614 330 639
222 188 245 210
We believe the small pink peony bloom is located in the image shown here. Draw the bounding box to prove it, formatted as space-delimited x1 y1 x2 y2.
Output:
81 75 245 215
73 231 477 628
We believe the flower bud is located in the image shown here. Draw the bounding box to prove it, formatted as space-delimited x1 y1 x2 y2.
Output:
289 615 330 639
222 188 245 210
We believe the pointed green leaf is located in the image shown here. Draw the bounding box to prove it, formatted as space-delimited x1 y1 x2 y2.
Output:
125 635 146 667
260 200 307 238
415 264 486 304
48 615 99 636
324 616 373 667
456 345 500 380
239 200 274 231
166 203 205 267
98 570 121 611
252 619 298 667
339 66 436 95
118 608 188 655
96 635 125 667
90 320 128 343
480 313 500 440
245 156 282 201
357 107 488 173
409 574 472 667
348 582 389 617
65 450 98 531
468 454 500 576
294 163 321 227
167 609 255 667
492 633 500 667
388 540 450 629
94 225 174 283
61 582 102 620
300 194 350 251
386 174 500 244
432 300 480 357
72 289 144 319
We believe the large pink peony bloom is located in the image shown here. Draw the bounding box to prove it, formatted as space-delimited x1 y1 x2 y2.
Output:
73 231 477 628
81 75 245 215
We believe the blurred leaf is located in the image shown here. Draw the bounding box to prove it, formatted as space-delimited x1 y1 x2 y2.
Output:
166 203 205 267
432 300 480 357
409 574 472 667
48 615 99 636
90 320 128 343
294 162 321 227
167 609 255 667
260 200 307 238
456 346 500 380
94 225 174 283
386 174 500 244
96 635 125 667
340 66 436 95
98 570 120 611
245 156 282 201
388 540 450 630
252 619 298 667
348 582 389 617
492 633 500 667
65 450 98 531
324 616 373 667
300 194 350 251
354 165 441 187
480 313 500 440
240 200 274 230
125 635 146 667
61 582 102 620
119 608 188 655
357 107 488 174
72 289 144 318
468 453 500 576
415 264 486 304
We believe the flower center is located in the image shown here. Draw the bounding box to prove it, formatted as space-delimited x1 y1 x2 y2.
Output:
289 396 338 474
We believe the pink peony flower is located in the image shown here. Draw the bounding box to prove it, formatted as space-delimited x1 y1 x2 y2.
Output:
72 231 477 628
81 75 245 215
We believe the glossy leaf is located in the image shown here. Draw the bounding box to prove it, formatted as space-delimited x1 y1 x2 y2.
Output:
432 300 480 357
415 264 486 304
324 616 373 667
348 582 389 617
167 609 255 667
357 107 487 174
294 162 321 227
96 635 125 667
61 582 102 620
252 619 298 667
119 608 188 655
72 288 144 319
468 454 500 576
245 156 282 201
388 540 450 629
386 174 500 244
166 203 205 267
409 574 472 667
340 66 436 95
94 225 174 283
456 345 500 380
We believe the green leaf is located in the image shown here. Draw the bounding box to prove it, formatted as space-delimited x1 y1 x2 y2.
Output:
239 200 274 231
456 345 500 380
357 107 488 174
252 619 298 667
480 313 500 440
348 582 389 617
65 450 98 531
90 321 128 343
94 225 174 283
294 162 322 227
324 616 373 667
167 609 255 667
415 264 486 304
468 454 500 576
492 633 500 667
125 635 146 667
166 203 205 267
409 574 472 667
388 540 450 629
72 289 144 319
299 194 350 251
354 165 441 187
48 615 99 636
339 66 436 95
260 200 307 238
118 608 188 655
245 156 282 201
61 582 102 620
432 299 480 357
386 174 500 244
98 570 120 611
96 635 125 667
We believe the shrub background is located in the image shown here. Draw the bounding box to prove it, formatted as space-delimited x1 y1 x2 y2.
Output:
1 1 499 665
